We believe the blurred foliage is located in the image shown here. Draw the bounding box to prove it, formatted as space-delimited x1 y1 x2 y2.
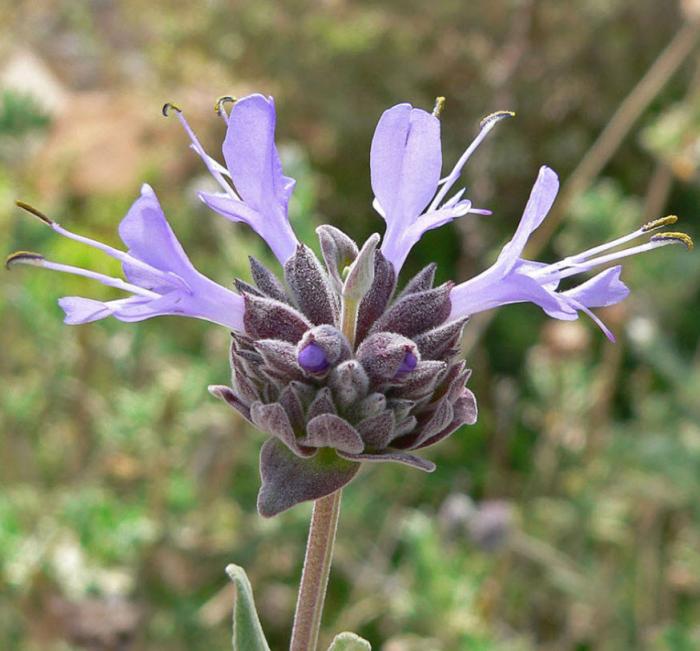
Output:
0 91 49 139
1 1 700 650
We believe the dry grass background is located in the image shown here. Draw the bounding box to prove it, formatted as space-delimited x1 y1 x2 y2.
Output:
2 1 700 649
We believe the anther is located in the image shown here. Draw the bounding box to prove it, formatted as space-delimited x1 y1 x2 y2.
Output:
650 232 694 250
161 102 182 117
479 110 515 130
642 215 678 232
215 96 236 116
15 200 54 225
5 251 45 270
432 96 446 118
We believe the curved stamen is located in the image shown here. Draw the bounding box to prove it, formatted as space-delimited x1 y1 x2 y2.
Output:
6 252 160 298
642 215 678 232
215 95 236 119
651 231 694 250
15 201 53 225
552 231 693 282
5 250 44 270
161 102 182 117
479 110 517 130
163 104 236 196
428 109 514 212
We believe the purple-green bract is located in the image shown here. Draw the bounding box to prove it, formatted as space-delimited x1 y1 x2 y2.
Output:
8 93 691 516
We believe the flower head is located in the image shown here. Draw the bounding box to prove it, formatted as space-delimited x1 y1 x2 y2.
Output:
210 240 476 516
9 93 692 517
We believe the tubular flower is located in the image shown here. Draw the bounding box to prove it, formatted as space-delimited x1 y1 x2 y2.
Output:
8 185 244 330
166 94 299 265
371 102 503 272
8 94 692 516
449 166 692 341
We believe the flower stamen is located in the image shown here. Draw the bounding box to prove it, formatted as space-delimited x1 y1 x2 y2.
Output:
14 201 190 291
215 95 236 119
5 250 45 270
642 214 678 231
650 231 694 250
479 110 516 130
432 96 446 118
15 200 53 225
161 102 182 116
163 102 236 197
552 230 693 281
532 216 692 281
6 251 160 298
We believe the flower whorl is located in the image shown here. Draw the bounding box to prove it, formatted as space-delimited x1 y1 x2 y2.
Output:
211 226 477 516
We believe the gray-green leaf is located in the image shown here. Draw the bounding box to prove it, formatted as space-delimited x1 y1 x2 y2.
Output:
343 233 380 303
226 564 271 651
327 631 372 650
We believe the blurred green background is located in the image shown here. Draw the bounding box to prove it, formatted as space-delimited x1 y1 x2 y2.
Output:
2 1 700 649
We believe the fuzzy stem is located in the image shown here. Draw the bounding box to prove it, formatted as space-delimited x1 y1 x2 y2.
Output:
289 489 342 651
340 297 358 348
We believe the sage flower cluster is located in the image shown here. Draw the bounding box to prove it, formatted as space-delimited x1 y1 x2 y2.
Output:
9 94 691 516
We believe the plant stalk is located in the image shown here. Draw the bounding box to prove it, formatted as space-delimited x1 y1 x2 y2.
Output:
289 489 342 651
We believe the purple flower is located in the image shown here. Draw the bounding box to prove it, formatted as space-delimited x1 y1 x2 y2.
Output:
169 95 299 264
298 342 331 373
8 185 244 330
370 103 502 272
9 93 692 516
396 350 418 375
449 166 690 341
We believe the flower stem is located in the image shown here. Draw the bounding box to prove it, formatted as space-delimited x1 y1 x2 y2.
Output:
289 489 342 651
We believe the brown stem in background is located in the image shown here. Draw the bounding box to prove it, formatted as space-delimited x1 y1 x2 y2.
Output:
586 340 624 457
643 162 675 222
462 20 700 357
526 20 700 256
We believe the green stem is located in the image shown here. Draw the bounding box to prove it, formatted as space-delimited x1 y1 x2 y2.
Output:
340 297 358 349
289 489 343 651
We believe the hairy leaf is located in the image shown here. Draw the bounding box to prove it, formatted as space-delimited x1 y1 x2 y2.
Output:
225 564 271 651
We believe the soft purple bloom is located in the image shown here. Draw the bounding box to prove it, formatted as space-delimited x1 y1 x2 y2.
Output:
10 92 691 516
173 94 299 264
448 166 686 340
371 103 499 272
298 342 330 373
395 350 418 375
9 185 244 331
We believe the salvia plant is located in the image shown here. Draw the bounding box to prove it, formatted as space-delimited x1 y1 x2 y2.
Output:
7 93 693 650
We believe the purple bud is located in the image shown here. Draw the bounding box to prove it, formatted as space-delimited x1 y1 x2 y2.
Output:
395 350 418 375
297 325 351 370
356 331 420 383
328 360 370 409
298 342 330 373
